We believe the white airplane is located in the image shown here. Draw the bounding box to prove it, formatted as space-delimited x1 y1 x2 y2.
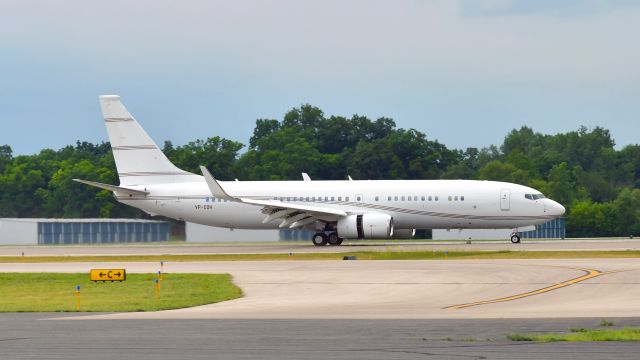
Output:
75 95 565 246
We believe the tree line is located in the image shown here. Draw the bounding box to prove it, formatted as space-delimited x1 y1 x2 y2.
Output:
1 104 638 237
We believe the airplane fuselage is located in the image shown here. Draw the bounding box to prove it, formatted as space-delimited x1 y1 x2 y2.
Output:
118 178 562 230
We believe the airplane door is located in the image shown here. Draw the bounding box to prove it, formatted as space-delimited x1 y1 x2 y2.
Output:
174 198 185 220
500 189 511 211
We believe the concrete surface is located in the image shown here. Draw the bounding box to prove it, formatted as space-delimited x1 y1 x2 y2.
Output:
2 259 639 320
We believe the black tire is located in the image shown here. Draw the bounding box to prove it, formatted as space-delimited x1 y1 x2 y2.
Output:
312 233 328 246
510 234 521 244
328 232 341 246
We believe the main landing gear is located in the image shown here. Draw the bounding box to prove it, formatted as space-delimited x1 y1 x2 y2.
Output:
510 233 521 244
312 232 343 246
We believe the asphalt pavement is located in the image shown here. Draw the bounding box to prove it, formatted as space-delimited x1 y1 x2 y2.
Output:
2 315 640 359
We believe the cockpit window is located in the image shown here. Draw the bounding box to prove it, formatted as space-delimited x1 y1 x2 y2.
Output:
525 193 546 200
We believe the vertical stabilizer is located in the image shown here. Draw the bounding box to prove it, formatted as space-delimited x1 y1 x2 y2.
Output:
99 95 199 185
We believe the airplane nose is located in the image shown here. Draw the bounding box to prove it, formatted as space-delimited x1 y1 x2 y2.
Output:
551 201 565 216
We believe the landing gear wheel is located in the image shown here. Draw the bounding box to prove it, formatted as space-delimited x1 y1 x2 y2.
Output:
328 232 342 246
510 234 521 244
312 233 328 246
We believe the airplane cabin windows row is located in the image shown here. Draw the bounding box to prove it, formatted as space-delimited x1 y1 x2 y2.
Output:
447 195 465 201
246 194 466 204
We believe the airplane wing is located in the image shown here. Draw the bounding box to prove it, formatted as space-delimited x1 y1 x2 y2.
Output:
199 166 347 228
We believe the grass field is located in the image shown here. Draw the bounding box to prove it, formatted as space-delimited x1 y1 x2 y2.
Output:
508 327 640 342
1 250 640 263
0 273 242 312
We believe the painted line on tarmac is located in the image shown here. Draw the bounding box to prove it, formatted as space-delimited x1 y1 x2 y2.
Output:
445 268 606 310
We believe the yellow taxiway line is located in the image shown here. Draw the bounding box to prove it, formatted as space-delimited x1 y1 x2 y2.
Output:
445 268 605 310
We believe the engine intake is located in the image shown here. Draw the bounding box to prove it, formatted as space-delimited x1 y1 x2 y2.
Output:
337 213 394 239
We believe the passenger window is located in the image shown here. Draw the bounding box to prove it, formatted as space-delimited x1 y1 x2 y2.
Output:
461 196 465 201
394 196 398 201
375 196 378 201
421 196 425 201
338 196 342 201
454 196 458 201
331 196 335 201
401 196 405 201
407 196 411 201
435 196 439 201
346 197 349 201
428 196 432 201
324 196 328 201
414 196 418 201
388 196 391 201
448 196 452 201
357 196 361 201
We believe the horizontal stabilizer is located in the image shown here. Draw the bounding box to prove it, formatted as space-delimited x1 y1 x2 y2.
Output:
73 179 148 196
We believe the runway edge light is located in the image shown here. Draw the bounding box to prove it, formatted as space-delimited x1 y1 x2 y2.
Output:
75 285 80 311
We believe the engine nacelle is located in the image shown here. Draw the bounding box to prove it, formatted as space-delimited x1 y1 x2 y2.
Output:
391 229 415 239
337 213 394 239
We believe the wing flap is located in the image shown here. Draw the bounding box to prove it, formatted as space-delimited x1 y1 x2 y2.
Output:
240 198 347 217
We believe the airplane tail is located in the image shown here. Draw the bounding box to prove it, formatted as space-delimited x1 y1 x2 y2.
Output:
99 95 200 185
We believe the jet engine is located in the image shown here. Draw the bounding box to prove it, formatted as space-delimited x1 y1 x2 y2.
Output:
337 213 394 239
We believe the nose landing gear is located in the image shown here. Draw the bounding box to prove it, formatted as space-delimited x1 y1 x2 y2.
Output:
510 233 521 244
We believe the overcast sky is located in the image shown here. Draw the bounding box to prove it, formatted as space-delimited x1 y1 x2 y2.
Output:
1 0 639 155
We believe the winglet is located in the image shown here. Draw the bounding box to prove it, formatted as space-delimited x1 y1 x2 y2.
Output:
199 166 236 201
301 172 311 181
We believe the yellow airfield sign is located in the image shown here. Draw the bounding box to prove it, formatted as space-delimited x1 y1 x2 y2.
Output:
90 269 126 282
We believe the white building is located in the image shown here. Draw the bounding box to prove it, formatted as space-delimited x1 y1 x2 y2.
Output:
186 222 313 243
432 228 514 240
0 218 169 245
432 219 566 240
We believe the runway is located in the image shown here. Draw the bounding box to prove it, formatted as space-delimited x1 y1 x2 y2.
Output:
2 238 640 257
2 315 640 360
3 251 640 358
2 258 640 320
